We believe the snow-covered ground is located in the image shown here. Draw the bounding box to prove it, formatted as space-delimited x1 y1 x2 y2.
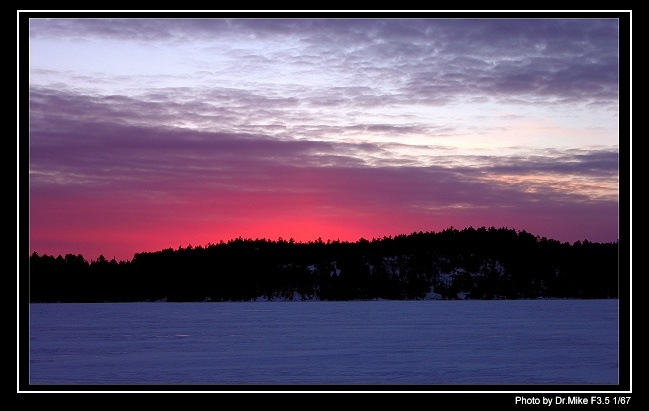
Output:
26 299 620 387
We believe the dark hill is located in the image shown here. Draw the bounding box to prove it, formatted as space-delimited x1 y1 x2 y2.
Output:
28 226 619 302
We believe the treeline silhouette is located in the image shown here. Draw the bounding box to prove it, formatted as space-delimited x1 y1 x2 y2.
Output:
28 226 619 302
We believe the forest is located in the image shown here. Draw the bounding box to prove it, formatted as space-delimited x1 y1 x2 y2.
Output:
28 226 620 302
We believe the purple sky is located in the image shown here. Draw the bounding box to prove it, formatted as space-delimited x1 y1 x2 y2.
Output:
25 13 624 262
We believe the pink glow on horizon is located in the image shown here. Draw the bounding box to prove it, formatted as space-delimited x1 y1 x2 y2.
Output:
29 186 619 262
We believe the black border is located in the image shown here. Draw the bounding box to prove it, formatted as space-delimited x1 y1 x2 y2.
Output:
18 10 632 402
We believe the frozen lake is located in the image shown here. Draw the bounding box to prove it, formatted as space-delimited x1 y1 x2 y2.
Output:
27 300 620 388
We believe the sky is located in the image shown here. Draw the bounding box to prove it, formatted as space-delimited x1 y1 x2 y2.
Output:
24 13 625 262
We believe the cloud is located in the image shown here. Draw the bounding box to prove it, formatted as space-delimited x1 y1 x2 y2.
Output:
29 18 620 109
25 15 622 260
30 86 618 204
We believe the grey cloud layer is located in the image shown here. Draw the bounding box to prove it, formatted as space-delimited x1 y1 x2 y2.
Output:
29 17 620 109
30 87 618 208
29 84 451 145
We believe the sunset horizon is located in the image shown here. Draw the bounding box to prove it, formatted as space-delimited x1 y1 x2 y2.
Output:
24 13 624 263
